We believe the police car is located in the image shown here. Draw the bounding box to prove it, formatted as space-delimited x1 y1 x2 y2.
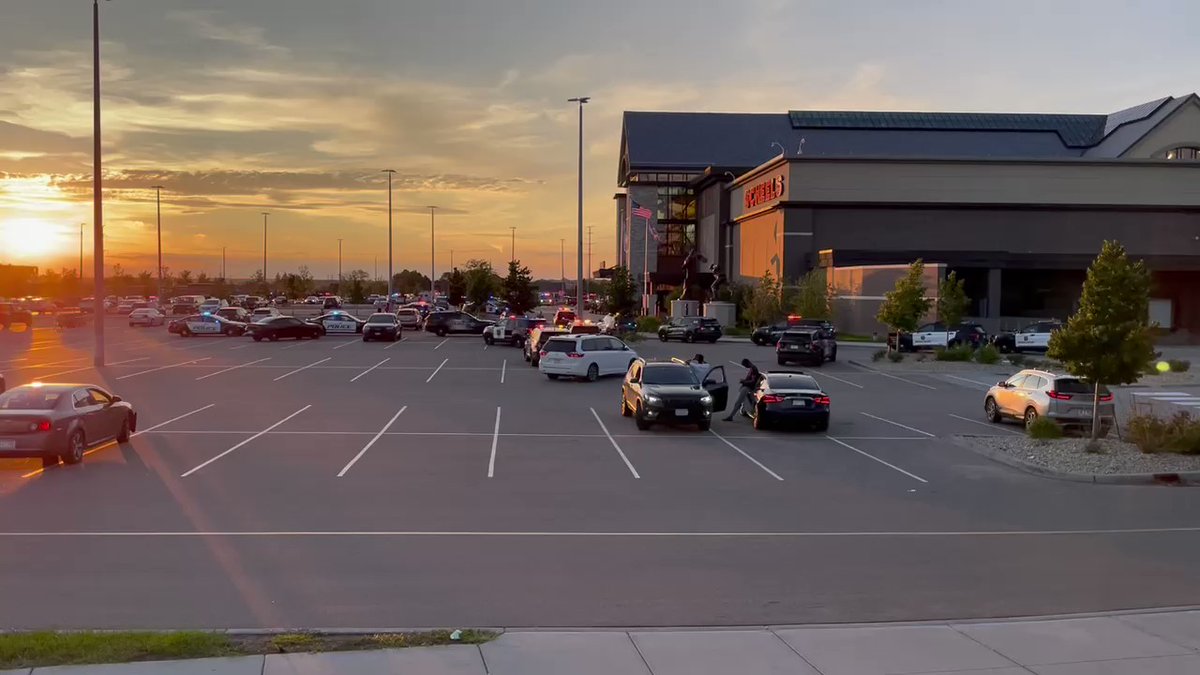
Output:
307 311 365 334
483 316 546 346
171 313 248 337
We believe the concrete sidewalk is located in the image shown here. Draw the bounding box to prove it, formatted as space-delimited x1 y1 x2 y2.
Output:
9 609 1200 674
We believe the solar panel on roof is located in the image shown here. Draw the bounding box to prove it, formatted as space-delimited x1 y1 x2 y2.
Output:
787 110 1108 147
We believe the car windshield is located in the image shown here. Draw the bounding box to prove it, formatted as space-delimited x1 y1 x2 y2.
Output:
0 389 63 410
542 339 576 353
780 332 813 343
366 315 395 324
1054 379 1112 395
643 366 699 385
766 374 820 390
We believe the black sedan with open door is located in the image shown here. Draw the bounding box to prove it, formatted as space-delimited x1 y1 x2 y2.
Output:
620 359 729 431
247 316 323 341
749 371 830 431
0 383 137 467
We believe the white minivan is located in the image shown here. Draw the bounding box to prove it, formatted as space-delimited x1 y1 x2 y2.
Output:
538 335 639 382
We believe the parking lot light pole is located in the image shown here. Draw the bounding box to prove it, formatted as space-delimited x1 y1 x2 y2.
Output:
221 246 226 280
509 226 516 263
150 185 164 303
382 169 396 298
79 223 84 279
568 96 589 317
261 212 270 292
428 206 439 299
337 238 343 295
92 0 108 367
560 238 565 298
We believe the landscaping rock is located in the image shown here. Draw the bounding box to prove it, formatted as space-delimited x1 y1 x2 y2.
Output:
958 434 1200 478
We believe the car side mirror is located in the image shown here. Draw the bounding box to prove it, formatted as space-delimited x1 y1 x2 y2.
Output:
110 395 121 403
997 381 1009 388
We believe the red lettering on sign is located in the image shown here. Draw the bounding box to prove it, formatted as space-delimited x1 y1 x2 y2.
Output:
743 175 786 209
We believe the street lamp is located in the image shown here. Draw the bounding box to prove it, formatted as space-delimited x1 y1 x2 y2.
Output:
428 206 439 298
337 238 343 295
150 185 165 303
221 246 226 280
78 223 84 279
509 226 516 263
382 169 396 298
560 237 565 299
568 96 589 317
92 0 111 367
261 212 270 291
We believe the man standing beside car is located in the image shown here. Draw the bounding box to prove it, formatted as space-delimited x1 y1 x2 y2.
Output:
723 358 760 421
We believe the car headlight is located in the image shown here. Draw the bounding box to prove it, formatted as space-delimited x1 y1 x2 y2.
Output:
645 395 662 406
700 395 712 405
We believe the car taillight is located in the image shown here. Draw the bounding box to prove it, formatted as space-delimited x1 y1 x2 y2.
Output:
31 419 51 432
567 352 584 358
814 395 830 406
1099 393 1113 402
539 350 547 357
1047 391 1072 400
761 394 785 404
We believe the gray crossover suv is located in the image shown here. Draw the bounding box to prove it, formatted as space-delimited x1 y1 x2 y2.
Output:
984 369 1114 435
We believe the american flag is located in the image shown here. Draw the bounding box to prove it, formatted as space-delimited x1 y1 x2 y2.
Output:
631 202 652 220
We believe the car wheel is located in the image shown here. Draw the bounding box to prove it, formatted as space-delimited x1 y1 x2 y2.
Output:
436 328 447 337
363 336 370 342
128 322 134 327
253 335 263 342
635 404 652 431
684 332 695 343
180 327 191 337
814 418 829 432
484 334 494 345
985 397 1001 423
829 346 837 362
777 358 787 366
63 430 85 465
269 334 279 342
710 338 720 344
116 415 131 442
1024 407 1039 429
586 363 599 382
658 332 668 342
547 374 559 380
752 337 761 345
752 409 769 431
697 419 711 431
620 397 632 417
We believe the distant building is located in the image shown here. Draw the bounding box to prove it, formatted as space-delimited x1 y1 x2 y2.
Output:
616 95 1200 337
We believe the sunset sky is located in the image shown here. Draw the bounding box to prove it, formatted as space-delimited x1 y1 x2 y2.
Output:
2 0 1198 280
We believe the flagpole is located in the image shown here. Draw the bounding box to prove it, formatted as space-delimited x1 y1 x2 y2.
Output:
643 213 650 316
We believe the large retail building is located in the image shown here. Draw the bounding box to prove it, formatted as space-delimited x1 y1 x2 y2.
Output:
614 94 1200 338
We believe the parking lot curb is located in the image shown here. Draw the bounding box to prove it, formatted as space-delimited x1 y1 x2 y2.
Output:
948 435 1200 486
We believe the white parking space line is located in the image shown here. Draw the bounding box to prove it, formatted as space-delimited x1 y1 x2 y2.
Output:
878 370 937 390
273 357 331 382
487 407 501 477
195 358 271 381
433 338 449 350
826 436 928 483
859 412 935 437
333 339 357 350
426 358 449 383
117 357 212 380
809 371 864 389
350 358 390 382
131 404 217 437
336 406 407 477
182 405 312 477
281 342 307 350
707 430 784 481
31 356 148 380
942 374 992 390
500 359 507 384
948 413 1022 435
228 344 249 350
384 337 406 350
483 343 488 351
589 407 640 478
15 357 88 370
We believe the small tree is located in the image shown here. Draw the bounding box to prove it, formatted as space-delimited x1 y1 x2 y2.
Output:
463 259 497 308
346 270 370 304
937 271 969 328
447 268 466 306
136 270 153 297
502 260 538 315
744 270 784 327
178 269 193 285
604 265 638 316
1048 241 1155 439
789 268 832 320
876 259 932 351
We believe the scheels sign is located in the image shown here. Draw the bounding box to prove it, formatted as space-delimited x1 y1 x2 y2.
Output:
743 175 785 209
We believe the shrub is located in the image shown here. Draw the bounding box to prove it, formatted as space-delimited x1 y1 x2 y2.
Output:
976 344 1001 365
636 316 661 333
872 349 886 362
934 344 974 362
1007 354 1027 367
1169 359 1192 373
1026 416 1063 440
1126 412 1200 454
623 331 643 343
886 350 904 363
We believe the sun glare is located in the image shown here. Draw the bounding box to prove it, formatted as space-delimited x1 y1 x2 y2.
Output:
0 217 64 259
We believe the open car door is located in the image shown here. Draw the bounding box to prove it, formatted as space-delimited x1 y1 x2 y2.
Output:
702 365 730 411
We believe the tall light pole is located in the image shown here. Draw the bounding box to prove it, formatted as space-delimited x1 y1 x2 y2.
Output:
79 223 84 279
428 206 439 298
221 246 226 280
337 238 343 295
261 212 270 291
382 169 396 298
150 185 164 302
587 225 594 303
568 96 589 316
560 237 566 298
509 226 517 263
92 0 108 367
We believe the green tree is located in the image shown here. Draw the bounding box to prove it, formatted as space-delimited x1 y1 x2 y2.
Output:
392 269 431 296
788 268 832 320
1048 241 1155 439
136 270 153 297
876 259 932 351
178 269 193 285
502 260 538 315
447 268 467 306
743 270 784 327
463 259 497 308
937 271 969 327
603 265 638 316
296 266 315 296
346 269 370 304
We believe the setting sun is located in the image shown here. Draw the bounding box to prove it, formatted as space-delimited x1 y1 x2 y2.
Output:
0 217 65 260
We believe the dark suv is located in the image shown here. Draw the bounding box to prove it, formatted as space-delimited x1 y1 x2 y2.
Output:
423 311 493 337
776 329 836 366
753 317 835 346
658 316 723 343
620 359 729 431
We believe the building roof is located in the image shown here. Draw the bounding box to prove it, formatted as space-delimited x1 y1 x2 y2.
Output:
619 95 1193 182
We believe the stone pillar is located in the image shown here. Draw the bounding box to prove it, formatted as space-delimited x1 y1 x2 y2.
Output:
671 299 700 319
986 268 1002 332
703 301 736 327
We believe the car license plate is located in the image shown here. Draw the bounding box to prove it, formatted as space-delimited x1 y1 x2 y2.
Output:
674 408 689 416
0 439 15 450
791 399 808 407
788 345 799 350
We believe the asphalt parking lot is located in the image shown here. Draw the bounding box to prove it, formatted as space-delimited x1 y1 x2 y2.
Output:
1 319 1199 630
